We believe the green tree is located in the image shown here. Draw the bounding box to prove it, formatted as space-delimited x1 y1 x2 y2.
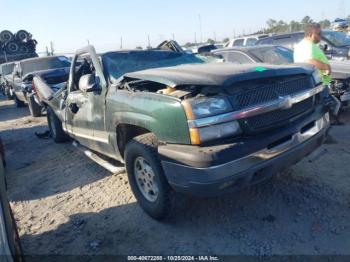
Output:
262 15 333 35
267 19 277 29
347 15 350 23
222 38 229 43
301 16 313 25
276 20 288 33
290 20 302 32
319 19 331 29
207 38 215 45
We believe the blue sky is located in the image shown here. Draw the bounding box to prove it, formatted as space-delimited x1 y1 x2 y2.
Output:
0 0 348 53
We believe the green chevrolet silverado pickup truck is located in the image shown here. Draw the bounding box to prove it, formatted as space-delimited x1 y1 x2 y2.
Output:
34 45 331 219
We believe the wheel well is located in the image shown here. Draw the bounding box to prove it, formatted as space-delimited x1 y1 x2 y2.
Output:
117 124 151 158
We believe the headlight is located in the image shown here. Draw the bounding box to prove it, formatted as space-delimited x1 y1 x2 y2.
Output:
312 70 322 85
196 121 241 143
183 96 232 120
182 96 242 144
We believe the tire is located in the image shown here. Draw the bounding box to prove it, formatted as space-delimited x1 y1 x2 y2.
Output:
19 44 29 54
125 133 173 220
47 107 69 143
6 90 13 100
4 41 19 54
0 30 13 42
13 94 25 108
28 94 42 117
8 204 23 259
15 30 30 42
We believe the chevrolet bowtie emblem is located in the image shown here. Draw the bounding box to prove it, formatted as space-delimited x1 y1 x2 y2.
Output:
279 96 293 110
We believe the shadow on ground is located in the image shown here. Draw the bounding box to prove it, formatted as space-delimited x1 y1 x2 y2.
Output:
2 125 112 201
0 100 30 122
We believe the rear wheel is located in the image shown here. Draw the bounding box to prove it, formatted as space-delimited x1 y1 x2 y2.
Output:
47 107 69 143
125 133 173 220
6 90 13 100
28 94 42 117
5 87 13 100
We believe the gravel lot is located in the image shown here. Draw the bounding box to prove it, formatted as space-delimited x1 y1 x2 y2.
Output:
1 95 350 256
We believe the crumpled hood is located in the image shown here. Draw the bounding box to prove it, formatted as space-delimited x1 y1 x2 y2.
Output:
124 63 315 87
330 60 350 79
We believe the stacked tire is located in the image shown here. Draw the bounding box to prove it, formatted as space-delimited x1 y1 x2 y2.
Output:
0 30 37 55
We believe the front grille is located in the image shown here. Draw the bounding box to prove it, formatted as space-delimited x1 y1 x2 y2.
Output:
240 97 315 133
228 75 314 111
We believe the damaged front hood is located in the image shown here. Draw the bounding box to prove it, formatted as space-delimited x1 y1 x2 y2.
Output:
124 63 314 87
330 61 350 80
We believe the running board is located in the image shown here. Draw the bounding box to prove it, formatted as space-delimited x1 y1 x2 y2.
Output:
72 141 125 174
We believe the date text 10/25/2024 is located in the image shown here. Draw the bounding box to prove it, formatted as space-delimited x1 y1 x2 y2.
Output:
127 256 220 261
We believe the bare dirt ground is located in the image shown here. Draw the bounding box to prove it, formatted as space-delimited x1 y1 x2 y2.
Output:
1 95 350 257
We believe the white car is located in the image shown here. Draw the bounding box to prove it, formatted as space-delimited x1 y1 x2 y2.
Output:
224 34 269 48
332 18 349 30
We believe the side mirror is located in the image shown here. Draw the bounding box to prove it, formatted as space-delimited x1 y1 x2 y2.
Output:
319 43 328 52
78 74 101 93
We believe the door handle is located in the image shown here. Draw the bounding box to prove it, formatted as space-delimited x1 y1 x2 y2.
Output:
69 103 79 114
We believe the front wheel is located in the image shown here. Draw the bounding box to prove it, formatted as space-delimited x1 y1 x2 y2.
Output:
47 107 69 143
125 133 173 220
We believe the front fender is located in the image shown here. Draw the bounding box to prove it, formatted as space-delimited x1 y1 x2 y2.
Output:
106 90 190 144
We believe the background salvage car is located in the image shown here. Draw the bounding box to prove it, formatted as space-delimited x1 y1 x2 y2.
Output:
224 34 270 48
256 30 350 61
0 62 15 100
8 56 71 116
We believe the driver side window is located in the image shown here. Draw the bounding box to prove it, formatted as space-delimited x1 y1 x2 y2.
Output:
221 51 253 64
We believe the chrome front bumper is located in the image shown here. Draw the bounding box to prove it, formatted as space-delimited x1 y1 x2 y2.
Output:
162 112 330 196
